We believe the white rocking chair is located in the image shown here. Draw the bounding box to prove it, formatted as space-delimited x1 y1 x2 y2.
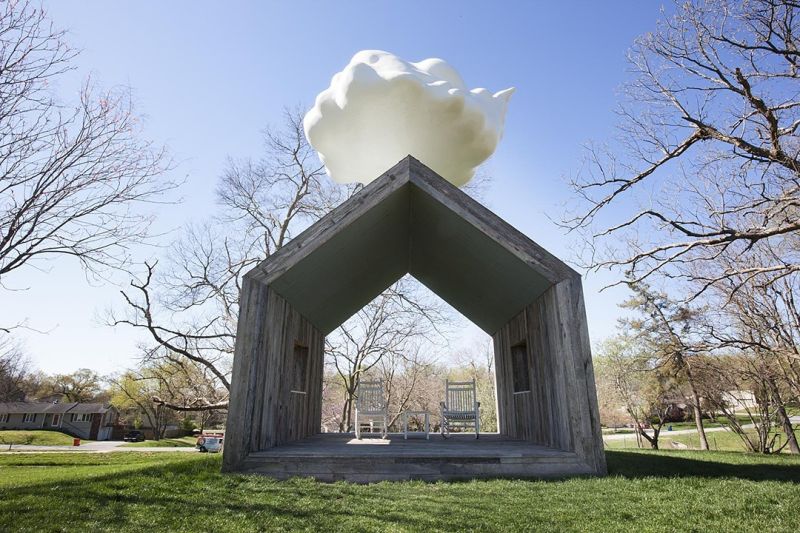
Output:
354 380 388 439
440 379 481 439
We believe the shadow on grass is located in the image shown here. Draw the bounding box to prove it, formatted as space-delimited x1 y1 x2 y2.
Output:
0 455 498 530
606 450 800 483
3 451 800 530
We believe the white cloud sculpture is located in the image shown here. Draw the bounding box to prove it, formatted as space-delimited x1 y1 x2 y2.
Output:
303 50 514 187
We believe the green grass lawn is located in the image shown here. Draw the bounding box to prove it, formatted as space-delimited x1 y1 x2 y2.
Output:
0 450 799 531
601 427 635 434
121 436 197 448
0 430 85 446
666 414 760 431
606 428 800 452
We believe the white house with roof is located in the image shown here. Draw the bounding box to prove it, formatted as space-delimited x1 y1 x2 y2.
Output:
0 401 118 440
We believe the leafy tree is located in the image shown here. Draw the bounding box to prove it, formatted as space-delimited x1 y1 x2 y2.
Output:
37 368 107 403
620 282 711 449
595 334 681 449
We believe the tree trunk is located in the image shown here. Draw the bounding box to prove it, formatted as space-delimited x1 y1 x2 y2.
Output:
771 383 800 454
691 402 709 450
685 365 709 450
637 423 659 449
339 392 354 433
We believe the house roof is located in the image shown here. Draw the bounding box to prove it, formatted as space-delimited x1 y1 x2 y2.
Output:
68 403 112 414
0 402 111 414
247 156 578 334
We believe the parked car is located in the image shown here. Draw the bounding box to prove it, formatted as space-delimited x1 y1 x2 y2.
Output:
123 430 145 442
196 433 224 453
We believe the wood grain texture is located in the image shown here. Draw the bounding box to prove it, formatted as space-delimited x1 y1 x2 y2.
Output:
240 433 595 482
225 156 605 479
492 279 606 475
222 282 324 472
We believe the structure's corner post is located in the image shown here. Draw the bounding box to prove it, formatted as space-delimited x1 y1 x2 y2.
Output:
222 276 270 472
557 276 607 475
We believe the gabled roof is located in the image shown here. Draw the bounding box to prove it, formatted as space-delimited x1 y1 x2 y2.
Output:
0 402 111 414
68 403 113 414
247 156 578 335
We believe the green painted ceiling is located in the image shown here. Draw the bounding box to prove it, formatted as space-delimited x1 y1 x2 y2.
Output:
269 182 553 335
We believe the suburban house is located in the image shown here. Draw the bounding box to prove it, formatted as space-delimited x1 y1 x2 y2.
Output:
721 390 758 411
0 401 119 440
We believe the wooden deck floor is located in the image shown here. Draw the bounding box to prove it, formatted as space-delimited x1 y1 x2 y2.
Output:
241 433 593 482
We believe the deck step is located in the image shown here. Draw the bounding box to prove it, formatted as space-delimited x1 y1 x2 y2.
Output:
239 434 593 482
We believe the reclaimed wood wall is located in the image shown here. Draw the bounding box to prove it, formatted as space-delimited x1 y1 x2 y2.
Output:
223 278 324 471
493 277 606 475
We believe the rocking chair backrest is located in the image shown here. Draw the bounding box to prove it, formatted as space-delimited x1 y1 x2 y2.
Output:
356 381 385 414
445 379 477 413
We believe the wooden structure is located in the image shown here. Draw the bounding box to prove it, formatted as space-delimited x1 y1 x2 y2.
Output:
440 379 481 438
223 156 606 480
240 433 593 482
354 381 388 439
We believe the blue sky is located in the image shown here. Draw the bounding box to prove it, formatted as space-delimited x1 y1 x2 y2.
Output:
1 1 671 374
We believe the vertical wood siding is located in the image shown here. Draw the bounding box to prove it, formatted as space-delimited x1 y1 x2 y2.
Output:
492 278 606 475
223 280 324 471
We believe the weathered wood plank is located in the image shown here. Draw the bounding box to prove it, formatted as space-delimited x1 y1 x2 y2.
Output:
223 285 324 472
226 157 605 479
222 278 271 471
491 277 605 475
240 434 594 482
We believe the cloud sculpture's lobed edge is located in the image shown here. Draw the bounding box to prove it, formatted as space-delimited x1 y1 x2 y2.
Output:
303 50 514 187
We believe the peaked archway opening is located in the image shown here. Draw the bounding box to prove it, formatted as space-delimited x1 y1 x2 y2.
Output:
320 273 496 436
223 157 606 480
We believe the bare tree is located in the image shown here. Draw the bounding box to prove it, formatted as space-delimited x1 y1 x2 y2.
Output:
447 339 498 432
699 257 800 453
378 344 435 429
565 0 800 297
109 109 335 408
0 1 172 289
112 109 452 426
595 334 680 450
699 353 786 453
0 337 31 401
146 358 227 421
327 280 448 432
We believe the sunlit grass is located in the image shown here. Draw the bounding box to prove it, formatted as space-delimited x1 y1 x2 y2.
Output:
0 450 799 531
606 429 800 452
0 430 87 446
